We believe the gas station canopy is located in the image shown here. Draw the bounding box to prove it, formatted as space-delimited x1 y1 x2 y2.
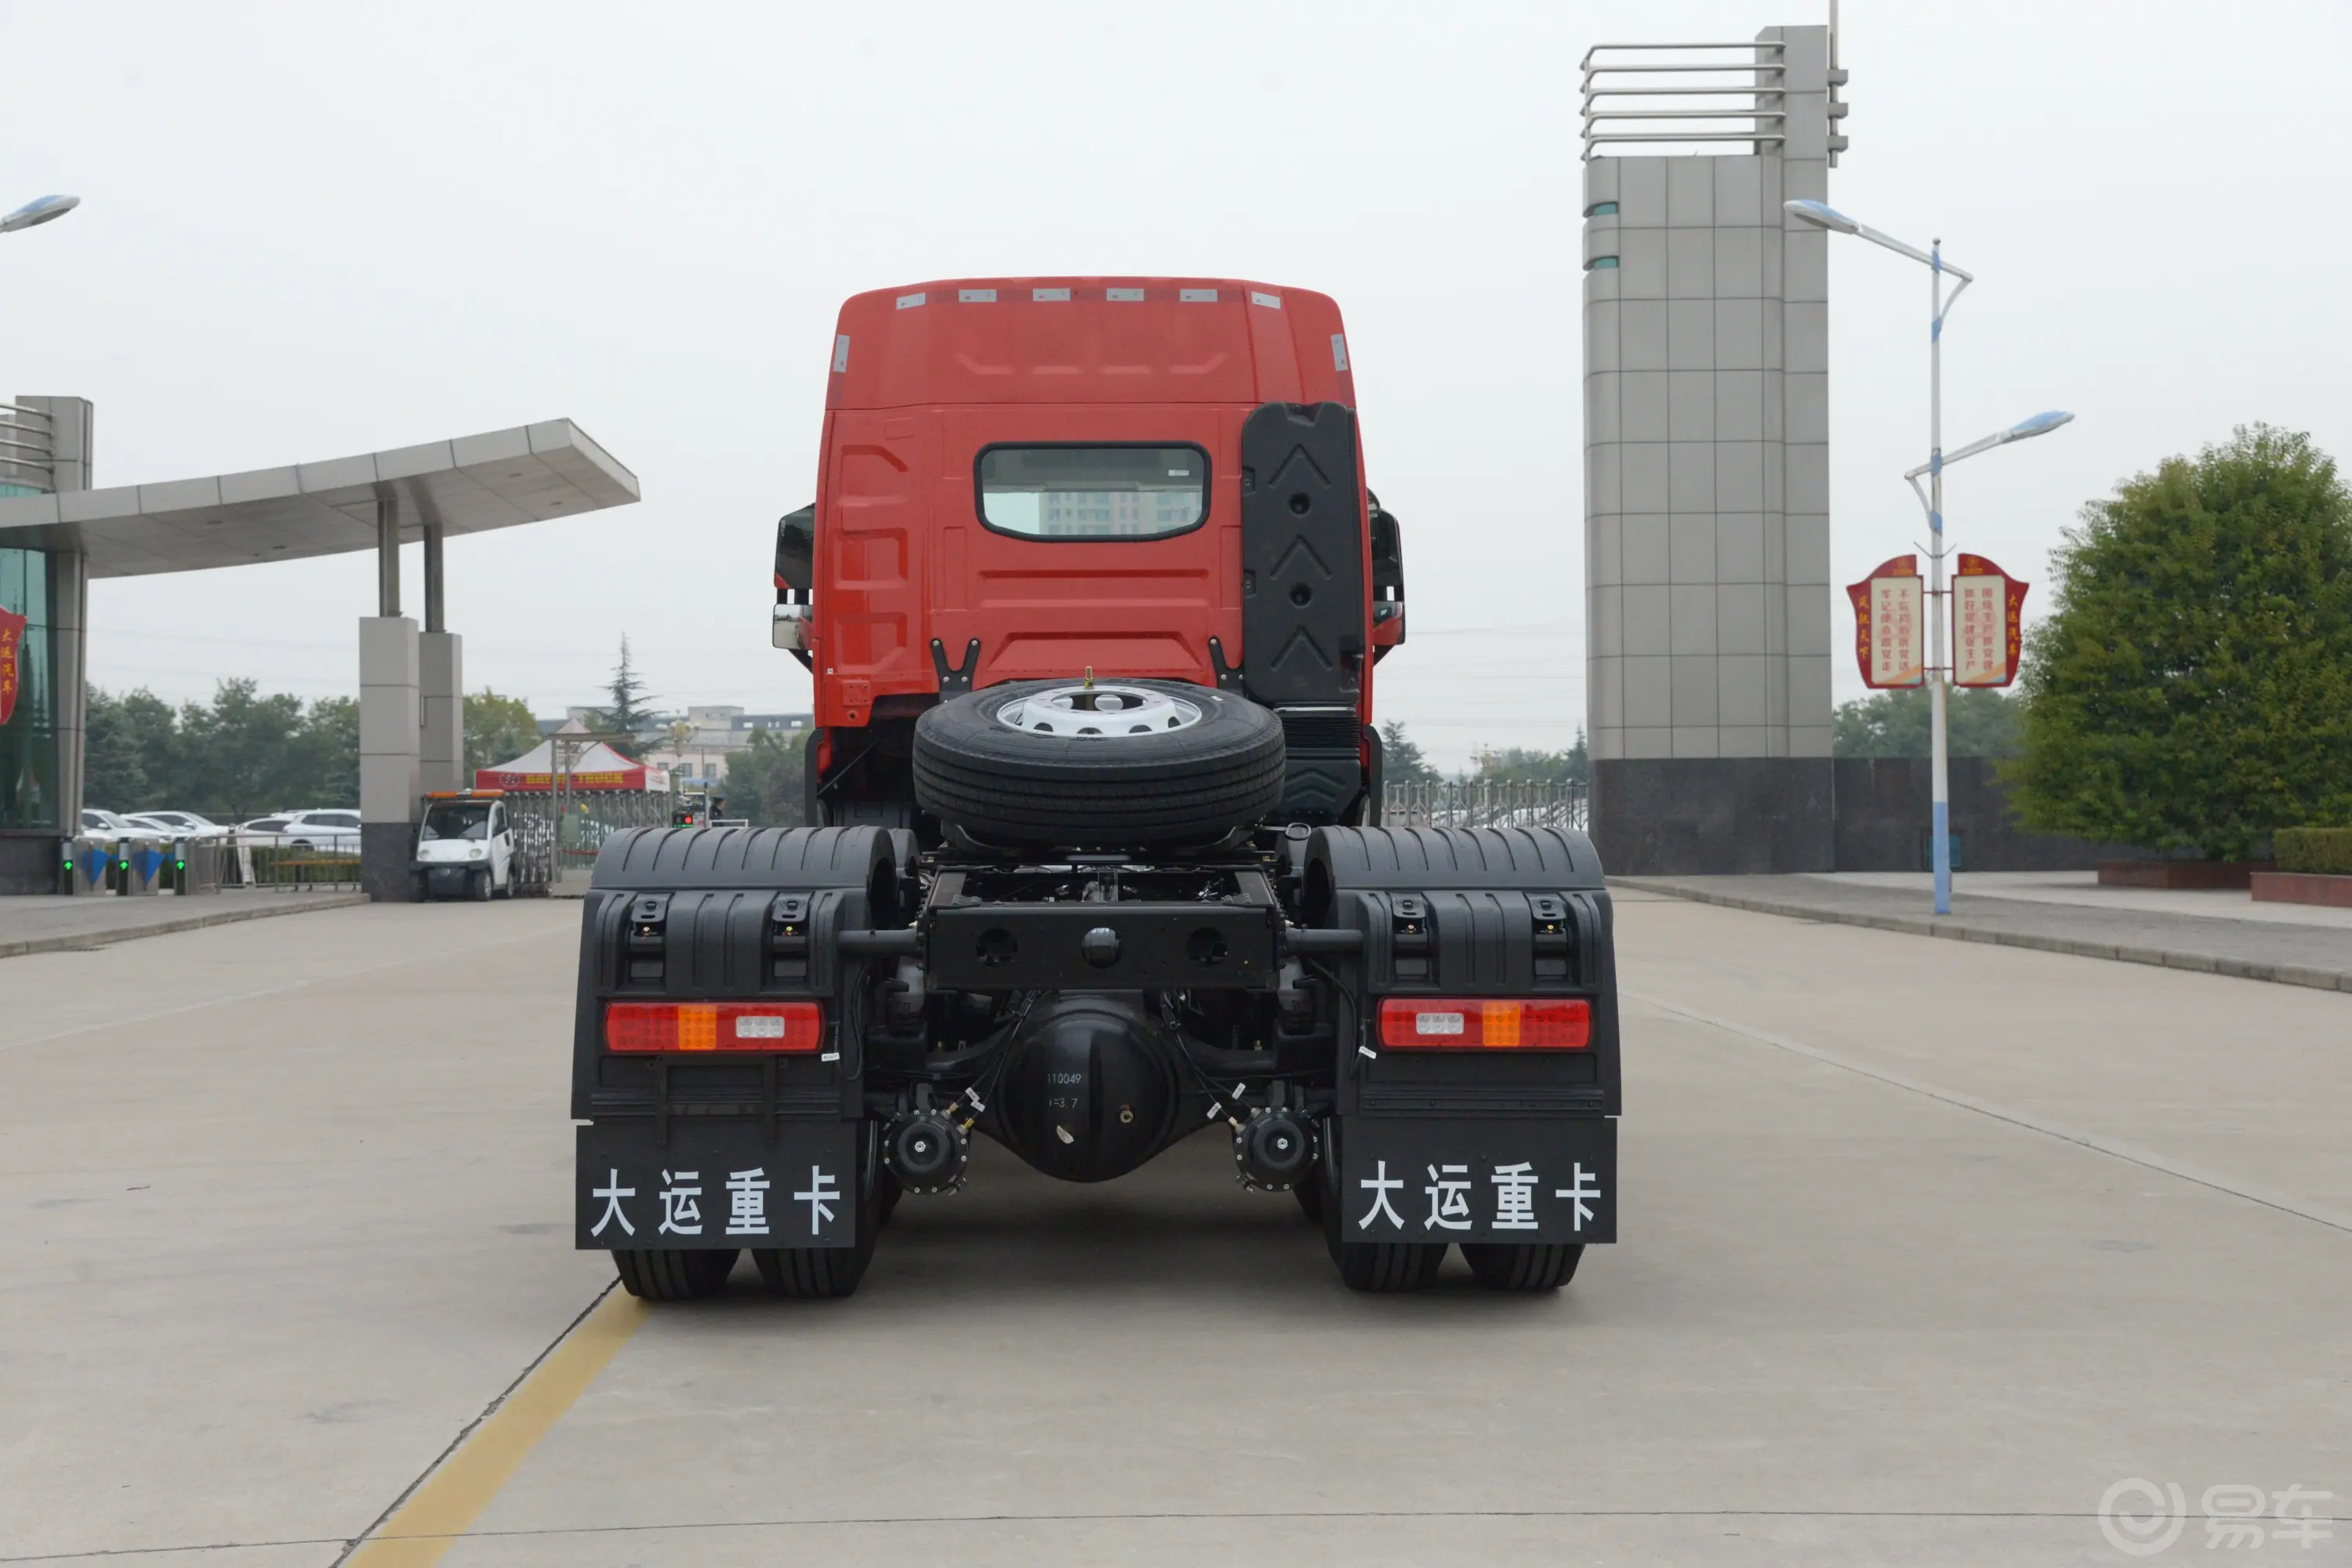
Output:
0 419 639 578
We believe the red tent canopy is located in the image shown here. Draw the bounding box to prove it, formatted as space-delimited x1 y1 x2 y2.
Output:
474 733 668 793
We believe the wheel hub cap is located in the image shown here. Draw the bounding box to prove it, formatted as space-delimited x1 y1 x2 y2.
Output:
997 684 1203 738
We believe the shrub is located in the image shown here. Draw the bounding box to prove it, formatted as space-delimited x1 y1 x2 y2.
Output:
2274 827 2352 877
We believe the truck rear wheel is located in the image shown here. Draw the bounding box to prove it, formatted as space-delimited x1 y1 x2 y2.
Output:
913 680 1284 847
1329 1236 1447 1292
754 1127 888 1298
612 1247 739 1301
1318 1143 1444 1290
1461 1242 1584 1291
752 1240 874 1298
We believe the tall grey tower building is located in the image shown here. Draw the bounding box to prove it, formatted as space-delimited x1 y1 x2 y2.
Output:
1581 24 1845 872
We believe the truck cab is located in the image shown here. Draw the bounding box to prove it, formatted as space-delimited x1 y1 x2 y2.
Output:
773 278 1407 833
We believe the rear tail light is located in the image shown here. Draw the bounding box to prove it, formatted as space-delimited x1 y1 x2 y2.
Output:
1378 997 1591 1051
604 1000 824 1054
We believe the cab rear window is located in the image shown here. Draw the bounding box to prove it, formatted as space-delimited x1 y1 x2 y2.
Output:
976 445 1207 540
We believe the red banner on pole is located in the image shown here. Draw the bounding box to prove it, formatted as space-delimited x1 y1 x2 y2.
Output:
1846 555 1924 688
1952 554 2029 688
0 606 24 727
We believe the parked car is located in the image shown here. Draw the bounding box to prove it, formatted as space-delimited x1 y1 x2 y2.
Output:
124 810 232 840
80 808 140 836
412 791 518 900
236 809 361 850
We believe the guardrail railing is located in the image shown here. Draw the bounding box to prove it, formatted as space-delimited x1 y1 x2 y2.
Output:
550 789 673 879
1383 780 1590 834
234 839 361 890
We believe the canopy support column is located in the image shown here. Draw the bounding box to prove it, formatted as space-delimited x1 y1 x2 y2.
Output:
376 494 401 618
422 523 445 633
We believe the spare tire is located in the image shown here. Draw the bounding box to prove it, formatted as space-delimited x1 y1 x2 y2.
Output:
914 679 1286 847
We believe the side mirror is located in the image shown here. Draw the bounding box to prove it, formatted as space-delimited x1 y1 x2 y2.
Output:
1368 491 1405 655
775 503 815 593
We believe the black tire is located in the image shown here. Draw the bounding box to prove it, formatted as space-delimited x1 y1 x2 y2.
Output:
1319 1132 1445 1291
755 1123 887 1298
1330 1234 1448 1292
913 680 1285 847
1461 1242 1584 1291
612 1247 739 1301
1292 1169 1323 1224
753 1240 874 1298
470 868 492 902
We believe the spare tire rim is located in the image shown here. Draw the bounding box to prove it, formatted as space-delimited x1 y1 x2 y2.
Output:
996 684 1205 738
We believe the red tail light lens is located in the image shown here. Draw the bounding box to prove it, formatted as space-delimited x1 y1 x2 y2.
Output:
604 1001 824 1054
1378 997 1591 1051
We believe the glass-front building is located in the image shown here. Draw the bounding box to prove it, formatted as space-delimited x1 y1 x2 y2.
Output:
0 546 58 831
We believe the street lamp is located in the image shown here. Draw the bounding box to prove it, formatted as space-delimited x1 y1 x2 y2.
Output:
1 194 80 234
1786 197 2074 916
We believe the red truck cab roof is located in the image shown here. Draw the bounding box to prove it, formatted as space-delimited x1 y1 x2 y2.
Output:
826 278 1356 409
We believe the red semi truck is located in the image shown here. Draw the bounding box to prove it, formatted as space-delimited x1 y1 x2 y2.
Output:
572 278 1620 1298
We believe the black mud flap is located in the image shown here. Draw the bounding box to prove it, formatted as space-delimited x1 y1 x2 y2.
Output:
1240 401 1367 823
577 1120 861 1250
1334 1116 1616 1244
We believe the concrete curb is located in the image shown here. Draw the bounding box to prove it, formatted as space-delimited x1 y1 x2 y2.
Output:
0 891 373 960
1610 877 2352 995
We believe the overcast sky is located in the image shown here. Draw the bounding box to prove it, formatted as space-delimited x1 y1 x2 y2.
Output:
6 0 2347 769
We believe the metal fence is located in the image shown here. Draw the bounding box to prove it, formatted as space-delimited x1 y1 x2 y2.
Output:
231 838 361 889
542 789 673 880
507 811 557 895
1382 779 1589 833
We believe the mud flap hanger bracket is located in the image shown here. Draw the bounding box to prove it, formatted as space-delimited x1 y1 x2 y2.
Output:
932 638 982 696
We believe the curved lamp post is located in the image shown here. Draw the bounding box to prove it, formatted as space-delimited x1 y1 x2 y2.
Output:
1786 198 2074 915
1 194 80 234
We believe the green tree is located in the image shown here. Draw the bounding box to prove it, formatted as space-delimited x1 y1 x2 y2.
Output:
83 688 154 810
724 726 808 826
2008 425 2352 857
466 688 543 776
82 681 359 818
1833 687 2024 758
598 636 656 753
174 680 309 817
1470 734 1590 788
1377 720 1444 786
292 696 360 808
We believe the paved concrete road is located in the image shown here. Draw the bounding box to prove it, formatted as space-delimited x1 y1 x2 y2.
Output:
0 888 370 959
5 895 2347 1566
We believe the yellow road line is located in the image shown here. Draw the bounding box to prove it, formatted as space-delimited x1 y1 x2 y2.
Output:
347 1289 650 1566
